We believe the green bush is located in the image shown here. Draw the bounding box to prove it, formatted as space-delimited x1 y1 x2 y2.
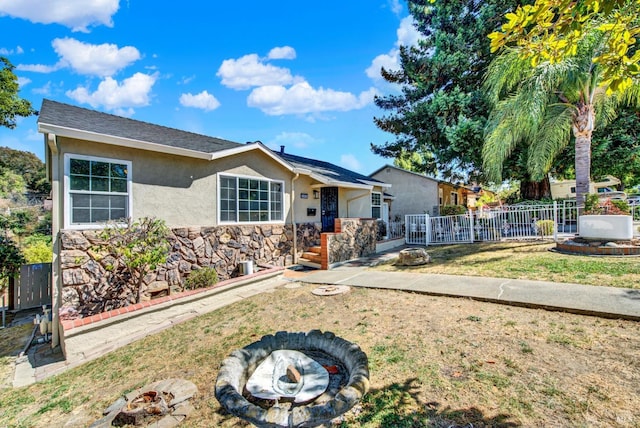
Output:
440 205 466 216
184 267 219 290
584 193 601 213
535 219 555 236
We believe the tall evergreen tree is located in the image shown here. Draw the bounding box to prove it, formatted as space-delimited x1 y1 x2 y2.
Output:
371 0 526 183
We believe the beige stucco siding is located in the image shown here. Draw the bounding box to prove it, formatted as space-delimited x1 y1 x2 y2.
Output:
292 175 322 223
54 137 293 228
371 167 438 219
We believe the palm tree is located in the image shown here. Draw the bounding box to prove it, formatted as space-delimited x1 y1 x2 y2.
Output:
482 31 640 208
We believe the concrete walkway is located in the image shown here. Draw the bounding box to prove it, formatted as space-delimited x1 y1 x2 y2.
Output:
12 246 640 387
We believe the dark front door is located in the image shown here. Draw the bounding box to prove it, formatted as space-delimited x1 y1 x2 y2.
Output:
320 187 339 232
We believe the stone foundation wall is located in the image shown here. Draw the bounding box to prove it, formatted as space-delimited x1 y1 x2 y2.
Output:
59 224 295 318
326 218 377 266
296 222 322 256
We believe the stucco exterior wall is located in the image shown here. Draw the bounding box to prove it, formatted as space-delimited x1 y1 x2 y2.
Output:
371 167 439 219
292 175 322 224
53 137 293 228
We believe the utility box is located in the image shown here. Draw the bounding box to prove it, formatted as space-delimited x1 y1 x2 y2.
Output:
239 260 254 276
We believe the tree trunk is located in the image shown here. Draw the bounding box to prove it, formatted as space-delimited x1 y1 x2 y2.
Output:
573 102 594 209
519 177 551 200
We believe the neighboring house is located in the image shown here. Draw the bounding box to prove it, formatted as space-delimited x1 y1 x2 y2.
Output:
465 184 499 210
369 165 439 219
38 99 389 349
438 180 467 211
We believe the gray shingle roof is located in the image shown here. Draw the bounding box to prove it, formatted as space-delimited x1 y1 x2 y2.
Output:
38 99 386 188
276 151 385 186
38 99 241 153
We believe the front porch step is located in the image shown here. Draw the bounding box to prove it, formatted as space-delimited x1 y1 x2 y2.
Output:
298 259 321 269
309 246 322 254
301 251 322 264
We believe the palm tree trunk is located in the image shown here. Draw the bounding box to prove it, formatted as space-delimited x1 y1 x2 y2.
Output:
573 102 594 209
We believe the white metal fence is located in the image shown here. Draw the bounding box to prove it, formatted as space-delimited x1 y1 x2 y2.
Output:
405 201 579 246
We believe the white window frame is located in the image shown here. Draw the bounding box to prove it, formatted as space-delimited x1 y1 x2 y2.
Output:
64 153 133 229
451 191 459 206
217 173 285 224
371 191 382 219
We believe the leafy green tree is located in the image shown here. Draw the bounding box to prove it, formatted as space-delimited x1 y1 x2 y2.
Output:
22 234 52 264
0 168 27 200
0 147 50 194
96 217 170 303
483 28 640 207
552 107 640 189
0 57 37 129
371 0 539 187
488 0 639 93
0 236 24 292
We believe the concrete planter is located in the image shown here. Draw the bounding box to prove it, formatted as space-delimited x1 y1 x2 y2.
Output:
578 215 633 240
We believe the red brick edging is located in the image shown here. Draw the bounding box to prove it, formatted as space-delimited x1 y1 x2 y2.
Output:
60 266 284 332
556 242 640 256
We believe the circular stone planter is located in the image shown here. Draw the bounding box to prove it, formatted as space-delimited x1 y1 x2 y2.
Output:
214 330 370 428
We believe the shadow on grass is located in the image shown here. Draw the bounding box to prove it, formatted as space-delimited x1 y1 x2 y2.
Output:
344 378 519 428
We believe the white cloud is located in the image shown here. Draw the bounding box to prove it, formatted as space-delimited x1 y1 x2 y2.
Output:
179 90 220 112
16 63 61 73
366 16 422 83
247 81 375 116
389 0 403 15
268 46 296 60
269 132 319 150
17 77 31 87
0 0 119 32
53 38 140 77
33 81 54 95
340 154 363 172
0 45 24 55
217 53 296 90
66 72 157 114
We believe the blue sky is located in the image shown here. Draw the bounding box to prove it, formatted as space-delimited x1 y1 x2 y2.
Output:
0 0 422 174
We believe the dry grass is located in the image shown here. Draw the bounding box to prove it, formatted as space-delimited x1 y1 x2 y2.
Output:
1 281 639 427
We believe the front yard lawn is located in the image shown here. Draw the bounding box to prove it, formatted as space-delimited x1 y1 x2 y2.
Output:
374 241 640 288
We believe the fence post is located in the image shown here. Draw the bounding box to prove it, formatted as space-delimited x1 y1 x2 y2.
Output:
553 200 558 242
469 208 475 243
425 214 431 246
404 215 409 244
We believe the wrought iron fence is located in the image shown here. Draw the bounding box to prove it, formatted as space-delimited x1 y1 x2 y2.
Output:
405 201 579 245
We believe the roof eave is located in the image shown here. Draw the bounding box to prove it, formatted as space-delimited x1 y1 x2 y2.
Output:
38 122 214 160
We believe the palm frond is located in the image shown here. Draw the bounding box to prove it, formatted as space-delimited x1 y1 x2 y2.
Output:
527 105 573 179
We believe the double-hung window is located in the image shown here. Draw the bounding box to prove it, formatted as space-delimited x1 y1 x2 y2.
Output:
371 192 382 219
65 154 131 227
219 175 284 223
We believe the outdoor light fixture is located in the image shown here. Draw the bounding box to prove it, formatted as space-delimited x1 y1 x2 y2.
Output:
313 189 320 199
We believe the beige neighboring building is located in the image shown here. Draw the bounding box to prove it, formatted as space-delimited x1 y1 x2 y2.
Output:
369 165 440 220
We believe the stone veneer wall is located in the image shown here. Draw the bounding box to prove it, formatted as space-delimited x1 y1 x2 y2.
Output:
324 218 377 268
59 224 295 318
296 222 322 256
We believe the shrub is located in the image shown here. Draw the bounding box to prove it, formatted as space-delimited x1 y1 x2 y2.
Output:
96 217 170 303
585 194 630 215
440 205 466 216
184 267 219 290
535 219 555 236
584 193 601 214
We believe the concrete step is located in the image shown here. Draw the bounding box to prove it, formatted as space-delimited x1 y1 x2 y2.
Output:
301 252 322 264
